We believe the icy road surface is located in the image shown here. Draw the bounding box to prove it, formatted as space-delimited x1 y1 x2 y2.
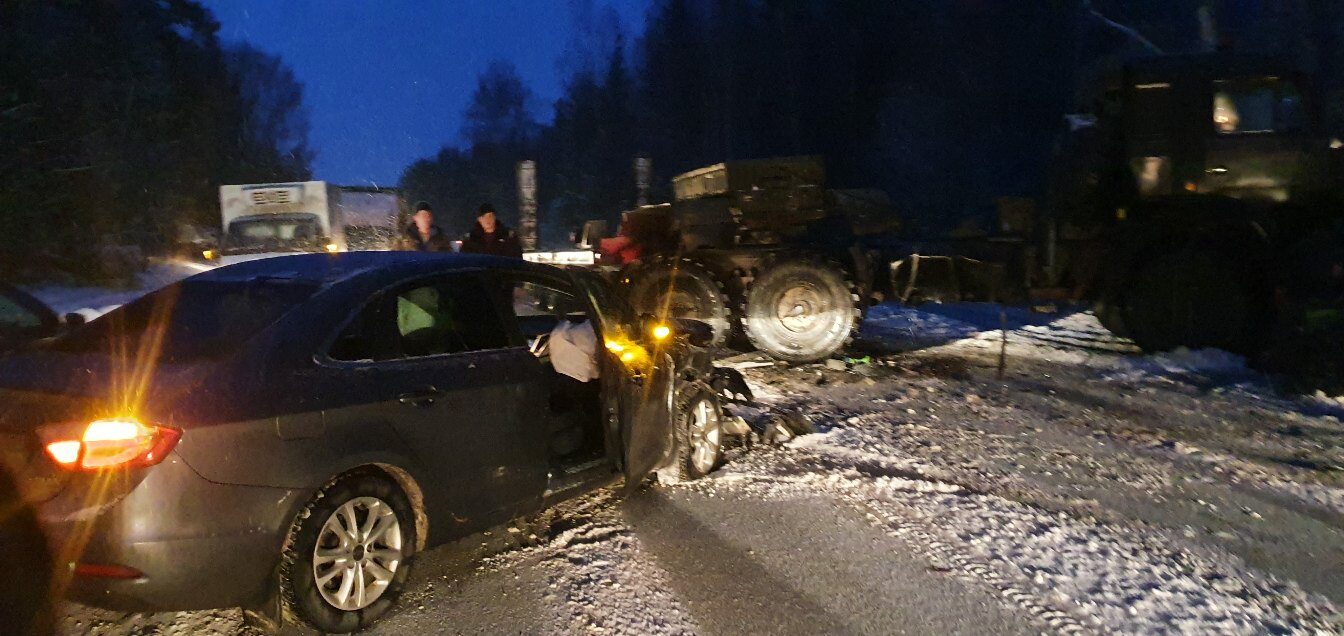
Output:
61 304 1344 635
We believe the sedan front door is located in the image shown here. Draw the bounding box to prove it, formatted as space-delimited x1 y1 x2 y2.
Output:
571 273 675 490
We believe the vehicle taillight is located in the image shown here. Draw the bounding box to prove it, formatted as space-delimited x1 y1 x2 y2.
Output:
41 418 181 471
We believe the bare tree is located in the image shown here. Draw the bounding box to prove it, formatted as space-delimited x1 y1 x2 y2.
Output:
224 42 314 180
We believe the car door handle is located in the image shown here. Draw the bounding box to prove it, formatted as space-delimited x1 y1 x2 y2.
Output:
398 386 444 407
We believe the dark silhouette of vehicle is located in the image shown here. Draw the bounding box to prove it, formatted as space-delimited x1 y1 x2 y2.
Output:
0 283 82 355
1046 53 1343 355
0 252 733 633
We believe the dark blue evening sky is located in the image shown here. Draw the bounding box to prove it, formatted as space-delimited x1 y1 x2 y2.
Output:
199 1 650 186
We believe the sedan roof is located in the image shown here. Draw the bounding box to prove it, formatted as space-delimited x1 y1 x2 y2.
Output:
193 251 542 286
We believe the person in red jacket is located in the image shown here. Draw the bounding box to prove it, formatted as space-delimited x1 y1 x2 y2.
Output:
460 203 523 258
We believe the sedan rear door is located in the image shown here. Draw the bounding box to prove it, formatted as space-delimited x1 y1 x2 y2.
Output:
321 271 543 534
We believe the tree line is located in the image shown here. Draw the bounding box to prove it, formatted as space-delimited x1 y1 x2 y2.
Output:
0 0 312 280
402 0 1344 244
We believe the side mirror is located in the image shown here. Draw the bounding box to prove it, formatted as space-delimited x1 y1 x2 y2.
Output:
63 312 86 328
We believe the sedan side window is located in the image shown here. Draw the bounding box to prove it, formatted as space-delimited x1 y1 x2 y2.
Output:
330 275 509 362
500 277 587 343
396 284 469 356
330 297 397 362
403 276 509 356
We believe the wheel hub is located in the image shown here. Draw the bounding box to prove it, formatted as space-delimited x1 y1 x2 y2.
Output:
689 399 722 474
775 284 825 334
313 497 403 611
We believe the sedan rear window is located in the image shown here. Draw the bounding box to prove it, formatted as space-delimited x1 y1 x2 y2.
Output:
49 279 318 363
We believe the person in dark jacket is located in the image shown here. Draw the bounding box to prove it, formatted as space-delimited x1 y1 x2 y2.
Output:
398 201 452 252
460 202 523 258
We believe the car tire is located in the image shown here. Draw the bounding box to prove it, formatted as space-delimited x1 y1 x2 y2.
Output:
659 386 725 483
741 256 860 363
278 470 416 634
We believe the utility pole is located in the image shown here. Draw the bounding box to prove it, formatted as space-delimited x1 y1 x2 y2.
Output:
517 160 537 251
634 156 651 207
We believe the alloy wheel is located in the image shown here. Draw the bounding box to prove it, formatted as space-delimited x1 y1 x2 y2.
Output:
688 398 722 475
312 496 404 611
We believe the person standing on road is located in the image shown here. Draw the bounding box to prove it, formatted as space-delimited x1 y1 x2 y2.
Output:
460 202 523 258
398 201 452 252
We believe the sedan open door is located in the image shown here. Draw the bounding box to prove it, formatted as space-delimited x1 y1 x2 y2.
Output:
571 272 676 491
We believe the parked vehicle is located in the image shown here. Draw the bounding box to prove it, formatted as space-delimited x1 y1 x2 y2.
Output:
0 283 80 354
0 252 737 633
896 53 1344 358
1057 53 1344 356
211 182 404 266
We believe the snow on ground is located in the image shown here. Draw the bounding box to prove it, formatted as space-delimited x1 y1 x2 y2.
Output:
709 303 1344 633
476 493 700 635
24 258 210 319
696 410 1338 634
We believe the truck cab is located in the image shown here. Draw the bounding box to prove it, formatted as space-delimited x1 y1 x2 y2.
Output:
1055 53 1343 355
1098 54 1318 206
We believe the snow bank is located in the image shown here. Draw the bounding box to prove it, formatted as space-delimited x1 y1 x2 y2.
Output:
864 302 1262 388
1099 347 1253 385
863 302 1138 356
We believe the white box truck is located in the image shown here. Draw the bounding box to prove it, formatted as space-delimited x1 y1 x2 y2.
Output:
210 182 403 265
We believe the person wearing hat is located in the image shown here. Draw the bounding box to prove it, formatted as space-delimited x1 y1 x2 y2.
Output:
460 202 523 258
398 201 452 252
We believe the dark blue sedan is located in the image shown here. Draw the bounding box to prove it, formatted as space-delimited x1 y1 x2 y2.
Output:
0 252 732 633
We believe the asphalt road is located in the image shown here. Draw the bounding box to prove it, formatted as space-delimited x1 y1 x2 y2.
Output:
369 487 1033 635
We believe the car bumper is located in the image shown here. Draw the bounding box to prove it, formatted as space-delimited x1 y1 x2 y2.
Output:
39 452 310 611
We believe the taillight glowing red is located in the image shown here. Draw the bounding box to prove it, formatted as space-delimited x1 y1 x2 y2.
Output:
42 418 181 471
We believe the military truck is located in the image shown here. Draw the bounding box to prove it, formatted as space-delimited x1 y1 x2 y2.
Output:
1037 53 1343 356
583 157 898 363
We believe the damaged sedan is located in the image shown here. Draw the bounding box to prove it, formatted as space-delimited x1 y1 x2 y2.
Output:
0 252 746 633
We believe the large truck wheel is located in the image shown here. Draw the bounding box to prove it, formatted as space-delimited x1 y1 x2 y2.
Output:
624 257 732 347
741 256 860 363
1123 249 1262 355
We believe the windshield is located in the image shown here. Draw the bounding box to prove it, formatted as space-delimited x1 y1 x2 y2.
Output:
49 279 319 363
225 215 324 251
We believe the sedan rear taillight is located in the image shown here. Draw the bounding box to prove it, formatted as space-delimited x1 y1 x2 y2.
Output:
40 418 181 471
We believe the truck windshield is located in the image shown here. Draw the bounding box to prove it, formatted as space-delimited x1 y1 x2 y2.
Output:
48 279 319 363
225 214 324 251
